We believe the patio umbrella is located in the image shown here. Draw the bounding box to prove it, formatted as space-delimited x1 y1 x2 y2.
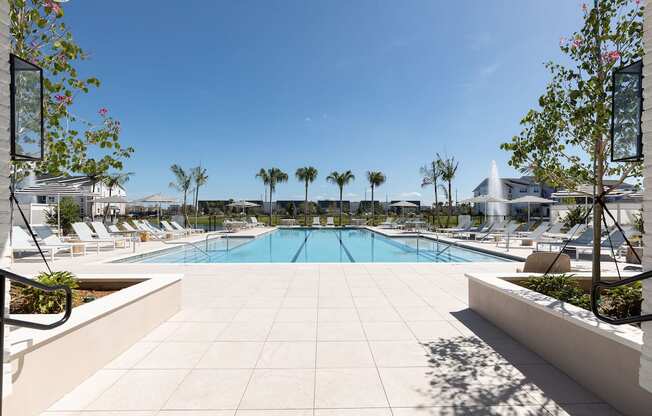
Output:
227 200 260 215
509 195 555 230
134 193 178 222
460 195 509 224
390 200 417 217
15 183 99 236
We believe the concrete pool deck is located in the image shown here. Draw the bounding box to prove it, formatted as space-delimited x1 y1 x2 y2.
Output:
4 259 618 415
4 227 629 415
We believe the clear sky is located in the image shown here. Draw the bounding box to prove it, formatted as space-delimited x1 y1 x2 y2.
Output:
62 0 584 203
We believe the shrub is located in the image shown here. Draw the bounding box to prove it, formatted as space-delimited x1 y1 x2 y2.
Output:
600 282 643 320
11 271 79 314
523 274 590 309
46 197 80 235
562 205 591 230
524 274 643 321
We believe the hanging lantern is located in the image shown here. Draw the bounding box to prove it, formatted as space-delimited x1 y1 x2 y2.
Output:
10 54 44 161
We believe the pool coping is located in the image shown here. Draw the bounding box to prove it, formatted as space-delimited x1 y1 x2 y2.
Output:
109 226 520 264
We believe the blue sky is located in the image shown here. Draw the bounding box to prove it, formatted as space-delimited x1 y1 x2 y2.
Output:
63 0 583 203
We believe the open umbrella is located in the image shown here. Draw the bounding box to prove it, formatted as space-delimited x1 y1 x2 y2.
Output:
134 193 178 223
227 200 260 215
389 201 418 217
461 195 508 224
509 195 555 230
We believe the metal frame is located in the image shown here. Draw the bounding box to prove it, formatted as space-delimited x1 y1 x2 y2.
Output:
9 53 44 161
0 268 73 415
591 271 652 325
610 59 643 162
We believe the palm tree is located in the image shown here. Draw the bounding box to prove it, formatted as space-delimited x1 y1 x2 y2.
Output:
420 159 442 227
326 170 355 226
436 154 459 227
82 162 109 220
295 166 318 226
256 167 288 225
101 172 133 222
169 164 193 226
191 165 209 227
366 171 386 226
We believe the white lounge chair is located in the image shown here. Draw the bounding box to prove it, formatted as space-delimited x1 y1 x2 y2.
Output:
72 222 117 250
12 226 82 260
91 221 130 247
170 220 205 234
160 220 190 237
132 220 168 239
312 217 321 227
248 217 264 228
378 218 397 229
326 217 335 227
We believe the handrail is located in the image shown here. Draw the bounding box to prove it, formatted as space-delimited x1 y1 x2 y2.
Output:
590 270 652 325
139 226 212 258
205 231 228 251
1 268 72 330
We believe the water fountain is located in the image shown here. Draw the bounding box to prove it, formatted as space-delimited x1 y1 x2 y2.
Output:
487 160 507 223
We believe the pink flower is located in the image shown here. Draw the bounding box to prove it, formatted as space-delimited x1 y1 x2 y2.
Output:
559 36 567 47
608 50 621 61
581 3 587 12
572 37 582 48
636 0 641 5
44 0 62 15
98 108 109 117
55 95 72 104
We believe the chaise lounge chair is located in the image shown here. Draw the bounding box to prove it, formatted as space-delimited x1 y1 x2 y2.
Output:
312 217 322 227
72 222 118 250
91 221 131 248
326 217 335 227
12 226 84 260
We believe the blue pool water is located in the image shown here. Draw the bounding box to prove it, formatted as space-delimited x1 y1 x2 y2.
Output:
127 228 509 263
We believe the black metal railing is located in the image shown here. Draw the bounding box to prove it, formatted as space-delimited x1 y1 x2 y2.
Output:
591 270 652 325
0 268 73 415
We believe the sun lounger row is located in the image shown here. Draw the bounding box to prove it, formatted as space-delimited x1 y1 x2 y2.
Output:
11 218 208 261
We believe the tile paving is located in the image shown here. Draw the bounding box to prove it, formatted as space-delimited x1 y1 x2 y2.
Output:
29 262 619 416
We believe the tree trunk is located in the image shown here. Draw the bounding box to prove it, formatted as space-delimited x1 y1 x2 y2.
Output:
591 156 604 284
434 181 439 227
339 187 343 226
447 181 452 227
195 186 200 228
269 184 273 226
103 187 112 223
183 190 188 227
304 182 308 227
371 186 375 226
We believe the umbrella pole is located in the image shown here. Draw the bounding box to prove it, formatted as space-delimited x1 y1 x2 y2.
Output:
57 194 61 236
527 202 530 231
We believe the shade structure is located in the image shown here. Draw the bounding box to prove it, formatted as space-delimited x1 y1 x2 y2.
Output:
92 195 129 204
134 193 179 222
509 195 555 230
227 200 260 214
390 200 418 217
461 195 509 224
15 184 99 235
389 201 418 207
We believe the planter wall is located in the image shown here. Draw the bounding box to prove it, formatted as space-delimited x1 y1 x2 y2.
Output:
467 273 652 416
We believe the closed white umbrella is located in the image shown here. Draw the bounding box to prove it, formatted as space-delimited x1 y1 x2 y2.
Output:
509 195 555 230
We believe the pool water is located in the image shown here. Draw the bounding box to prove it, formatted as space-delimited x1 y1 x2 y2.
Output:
130 228 509 263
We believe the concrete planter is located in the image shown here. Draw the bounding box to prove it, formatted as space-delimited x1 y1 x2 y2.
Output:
467 272 652 416
3 274 182 416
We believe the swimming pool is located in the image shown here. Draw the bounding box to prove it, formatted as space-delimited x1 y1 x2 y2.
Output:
125 228 510 263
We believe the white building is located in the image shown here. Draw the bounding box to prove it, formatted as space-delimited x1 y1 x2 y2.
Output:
25 175 127 221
